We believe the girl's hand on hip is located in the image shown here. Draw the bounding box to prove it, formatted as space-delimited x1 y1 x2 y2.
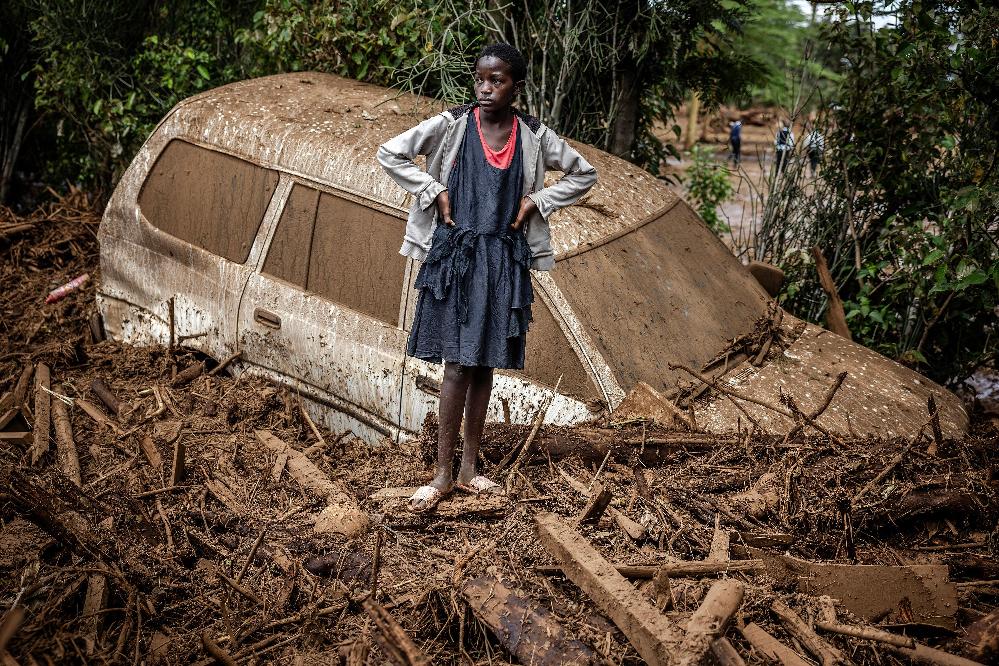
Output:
511 196 537 231
436 190 455 226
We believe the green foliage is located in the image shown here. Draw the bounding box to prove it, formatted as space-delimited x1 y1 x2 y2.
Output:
752 1 999 384
26 0 255 193
235 0 433 86
685 145 733 233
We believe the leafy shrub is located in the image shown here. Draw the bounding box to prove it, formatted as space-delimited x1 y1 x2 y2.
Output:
748 1 999 385
685 145 733 233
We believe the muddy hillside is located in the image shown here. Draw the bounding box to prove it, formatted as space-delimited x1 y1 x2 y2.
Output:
1 195 998 665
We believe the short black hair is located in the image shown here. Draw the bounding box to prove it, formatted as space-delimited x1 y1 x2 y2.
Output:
476 43 527 82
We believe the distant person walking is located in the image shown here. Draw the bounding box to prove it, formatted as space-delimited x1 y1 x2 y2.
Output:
804 127 824 176
774 120 794 176
729 120 742 166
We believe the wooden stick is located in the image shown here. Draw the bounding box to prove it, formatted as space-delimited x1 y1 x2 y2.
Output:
362 596 430 666
711 638 747 666
76 398 124 435
559 468 646 540
89 378 121 417
677 579 744 666
927 394 943 455
201 632 237 666
502 375 562 475
171 361 204 387
236 526 268 584
218 572 262 605
208 351 241 376
771 599 847 666
31 363 51 464
785 371 847 441
11 364 34 409
52 398 81 486
536 559 765 579
299 397 326 451
370 528 384 594
887 642 986 666
814 620 915 649
811 246 852 339
852 442 913 507
740 622 811 666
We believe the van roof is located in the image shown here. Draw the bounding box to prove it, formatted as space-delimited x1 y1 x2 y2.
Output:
165 72 678 257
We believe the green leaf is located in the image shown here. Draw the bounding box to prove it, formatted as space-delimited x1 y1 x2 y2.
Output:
196 64 210 80
922 249 945 266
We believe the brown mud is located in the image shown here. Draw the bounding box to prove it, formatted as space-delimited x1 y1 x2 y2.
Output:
1 195 998 664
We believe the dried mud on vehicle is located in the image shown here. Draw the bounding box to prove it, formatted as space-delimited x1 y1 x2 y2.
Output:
96 72 967 444
2 197 999 663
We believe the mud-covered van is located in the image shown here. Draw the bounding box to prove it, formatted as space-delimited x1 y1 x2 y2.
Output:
97 73 968 443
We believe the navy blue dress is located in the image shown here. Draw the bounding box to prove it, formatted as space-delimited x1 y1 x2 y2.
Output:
406 112 534 369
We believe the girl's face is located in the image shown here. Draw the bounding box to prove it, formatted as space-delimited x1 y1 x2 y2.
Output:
474 56 521 113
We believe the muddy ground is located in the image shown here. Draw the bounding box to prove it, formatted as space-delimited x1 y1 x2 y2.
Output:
1 195 998 665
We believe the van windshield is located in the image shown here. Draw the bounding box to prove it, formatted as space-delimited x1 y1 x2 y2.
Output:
551 201 769 394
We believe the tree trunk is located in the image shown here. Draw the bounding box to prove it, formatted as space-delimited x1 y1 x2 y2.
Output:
609 64 640 158
685 91 701 149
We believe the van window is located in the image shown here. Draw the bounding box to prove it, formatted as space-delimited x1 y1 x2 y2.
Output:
262 184 318 288
518 298 599 400
139 139 278 263
263 183 407 326
309 192 406 326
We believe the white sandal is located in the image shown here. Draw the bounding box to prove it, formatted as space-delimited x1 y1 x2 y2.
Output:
456 475 503 495
409 485 447 513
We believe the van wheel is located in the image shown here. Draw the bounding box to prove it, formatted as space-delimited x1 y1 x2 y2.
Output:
89 311 106 343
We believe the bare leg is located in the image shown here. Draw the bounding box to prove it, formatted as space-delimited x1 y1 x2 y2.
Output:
428 362 473 493
457 366 493 484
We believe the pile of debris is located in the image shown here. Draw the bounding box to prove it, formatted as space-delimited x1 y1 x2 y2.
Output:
1 196 998 665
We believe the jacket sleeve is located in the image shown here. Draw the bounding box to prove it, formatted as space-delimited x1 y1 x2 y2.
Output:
376 114 450 212
526 130 598 220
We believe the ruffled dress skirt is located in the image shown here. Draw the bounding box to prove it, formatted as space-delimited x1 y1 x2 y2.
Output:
406 110 533 369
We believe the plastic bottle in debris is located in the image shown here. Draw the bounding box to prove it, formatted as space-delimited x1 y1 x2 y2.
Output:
45 273 89 304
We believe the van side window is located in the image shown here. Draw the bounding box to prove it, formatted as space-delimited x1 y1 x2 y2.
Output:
519 299 599 400
262 184 318 288
139 139 278 263
309 192 406 326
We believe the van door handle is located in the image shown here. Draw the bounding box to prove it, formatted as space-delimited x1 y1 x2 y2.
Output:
254 308 281 330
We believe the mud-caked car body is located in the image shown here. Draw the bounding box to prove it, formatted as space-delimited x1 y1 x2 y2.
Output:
98 73 968 443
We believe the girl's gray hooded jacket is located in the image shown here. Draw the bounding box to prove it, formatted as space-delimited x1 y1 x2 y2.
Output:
376 103 597 271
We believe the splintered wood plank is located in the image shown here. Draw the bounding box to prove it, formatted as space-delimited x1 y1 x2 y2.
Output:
32 363 51 464
169 438 186 486
535 512 682 666
576 482 613 526
463 575 598 665
271 452 288 482
707 515 730 562
139 435 163 470
52 399 81 486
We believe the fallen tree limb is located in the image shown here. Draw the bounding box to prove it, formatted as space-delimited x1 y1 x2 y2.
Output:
677 579 744 666
740 622 811 666
711 638 746 666
814 620 915 648
536 559 764 579
771 600 847 666
361 596 430 666
52 398 81 486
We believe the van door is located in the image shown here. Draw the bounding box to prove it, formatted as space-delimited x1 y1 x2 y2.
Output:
237 179 410 443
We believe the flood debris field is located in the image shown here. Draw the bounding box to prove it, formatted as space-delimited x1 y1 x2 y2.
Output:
2 197 998 665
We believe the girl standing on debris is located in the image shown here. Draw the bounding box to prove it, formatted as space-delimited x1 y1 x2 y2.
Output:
377 44 597 512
